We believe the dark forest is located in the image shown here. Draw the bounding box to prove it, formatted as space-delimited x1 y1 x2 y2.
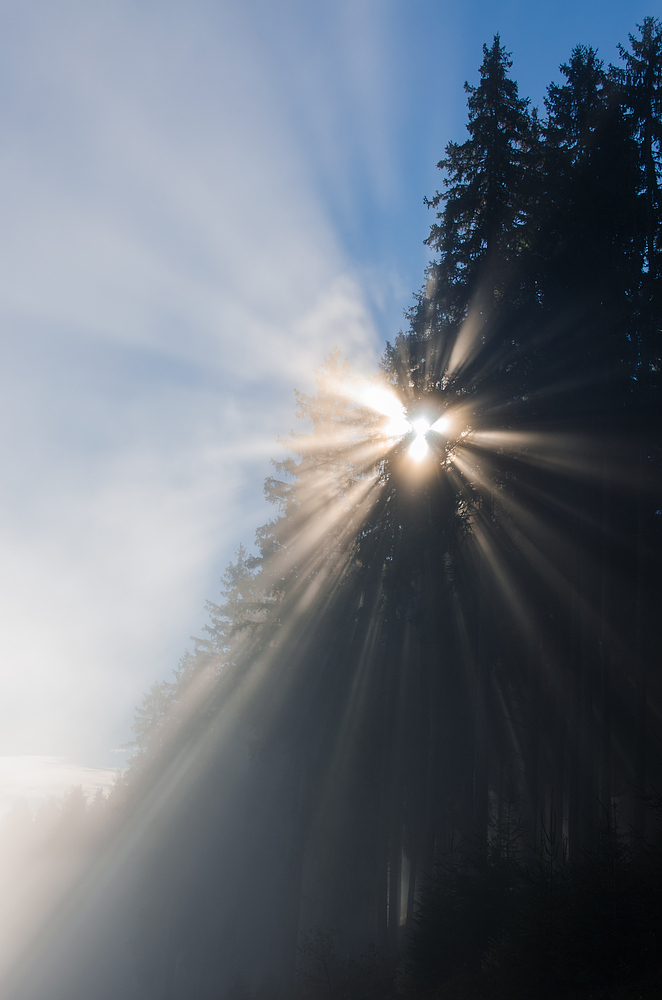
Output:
3 17 662 1000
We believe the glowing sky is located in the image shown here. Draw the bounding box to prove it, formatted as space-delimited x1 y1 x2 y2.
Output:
0 0 653 810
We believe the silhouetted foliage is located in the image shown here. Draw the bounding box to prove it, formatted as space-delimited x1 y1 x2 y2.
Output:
404 806 662 997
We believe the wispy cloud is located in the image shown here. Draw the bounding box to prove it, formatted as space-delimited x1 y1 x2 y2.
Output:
0 0 391 793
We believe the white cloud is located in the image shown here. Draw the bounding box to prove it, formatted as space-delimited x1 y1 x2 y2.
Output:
0 0 390 803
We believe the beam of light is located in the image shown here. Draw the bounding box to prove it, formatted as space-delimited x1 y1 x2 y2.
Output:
409 434 429 462
0 359 394 993
0 336 640 999
430 415 450 435
357 384 410 439
384 413 413 439
0 444 388 997
446 303 484 377
468 429 609 481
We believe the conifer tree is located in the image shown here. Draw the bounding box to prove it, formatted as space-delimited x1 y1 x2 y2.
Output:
546 45 607 162
425 35 531 323
619 18 662 285
619 17 662 383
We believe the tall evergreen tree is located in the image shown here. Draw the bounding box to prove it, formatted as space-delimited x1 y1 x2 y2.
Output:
619 18 662 289
424 35 531 324
546 45 607 162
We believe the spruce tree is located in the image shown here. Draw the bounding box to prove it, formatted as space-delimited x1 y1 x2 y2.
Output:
618 17 662 385
619 18 662 284
424 35 531 324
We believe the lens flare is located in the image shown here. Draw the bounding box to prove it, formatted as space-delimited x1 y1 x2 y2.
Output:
430 415 450 435
409 434 429 462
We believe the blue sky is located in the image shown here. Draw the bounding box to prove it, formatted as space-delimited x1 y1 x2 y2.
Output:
0 0 656 809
